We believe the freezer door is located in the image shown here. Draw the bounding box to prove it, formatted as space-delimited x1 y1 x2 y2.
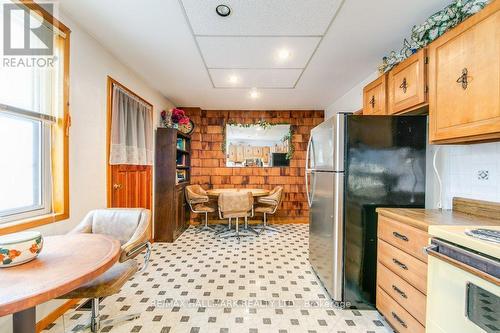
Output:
310 114 345 172
309 171 344 301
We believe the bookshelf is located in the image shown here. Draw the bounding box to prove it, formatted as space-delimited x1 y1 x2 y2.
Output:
154 128 191 242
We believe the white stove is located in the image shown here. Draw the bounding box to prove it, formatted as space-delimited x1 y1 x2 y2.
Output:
426 225 500 333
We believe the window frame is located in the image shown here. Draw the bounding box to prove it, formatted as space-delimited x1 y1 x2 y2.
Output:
0 1 71 234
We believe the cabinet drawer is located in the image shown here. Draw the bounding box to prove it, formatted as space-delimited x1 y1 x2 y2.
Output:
377 288 425 333
388 49 427 114
378 215 428 262
378 239 427 294
377 262 426 325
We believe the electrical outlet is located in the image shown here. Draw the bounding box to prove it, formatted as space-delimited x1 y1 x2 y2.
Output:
477 170 489 180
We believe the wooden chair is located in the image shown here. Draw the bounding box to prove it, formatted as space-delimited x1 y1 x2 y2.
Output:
255 186 283 233
185 185 216 233
57 208 151 332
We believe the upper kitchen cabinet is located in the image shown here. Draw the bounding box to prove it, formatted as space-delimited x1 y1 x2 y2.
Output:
388 49 428 115
363 74 387 115
428 1 500 144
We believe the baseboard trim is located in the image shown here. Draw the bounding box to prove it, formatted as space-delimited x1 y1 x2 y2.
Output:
36 298 80 333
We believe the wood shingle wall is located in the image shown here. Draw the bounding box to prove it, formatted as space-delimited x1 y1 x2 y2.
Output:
183 108 324 223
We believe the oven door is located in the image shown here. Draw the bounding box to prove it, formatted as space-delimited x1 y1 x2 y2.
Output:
426 239 500 333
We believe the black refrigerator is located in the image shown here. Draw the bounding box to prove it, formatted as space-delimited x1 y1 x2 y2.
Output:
307 113 426 309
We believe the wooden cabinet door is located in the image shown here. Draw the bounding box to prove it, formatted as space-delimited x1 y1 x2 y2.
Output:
363 74 387 115
429 1 500 143
173 186 186 239
388 49 427 114
236 145 244 162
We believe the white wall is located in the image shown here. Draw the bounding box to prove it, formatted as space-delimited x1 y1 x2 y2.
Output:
324 71 378 119
0 11 174 333
325 74 500 210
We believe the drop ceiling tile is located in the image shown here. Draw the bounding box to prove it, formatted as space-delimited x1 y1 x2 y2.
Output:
198 36 320 69
181 0 343 36
209 68 302 88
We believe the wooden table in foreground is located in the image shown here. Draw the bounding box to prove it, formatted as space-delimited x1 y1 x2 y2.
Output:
0 234 120 333
206 188 270 197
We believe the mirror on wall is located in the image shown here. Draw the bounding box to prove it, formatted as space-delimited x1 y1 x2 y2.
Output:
225 123 291 167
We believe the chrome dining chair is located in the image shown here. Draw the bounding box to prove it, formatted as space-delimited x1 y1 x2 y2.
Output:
217 191 257 240
57 208 151 332
185 185 216 233
254 186 283 233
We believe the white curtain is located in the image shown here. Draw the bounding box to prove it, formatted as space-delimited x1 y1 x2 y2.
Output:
109 85 153 165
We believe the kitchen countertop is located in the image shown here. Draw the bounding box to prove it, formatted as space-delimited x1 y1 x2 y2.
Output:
376 207 500 232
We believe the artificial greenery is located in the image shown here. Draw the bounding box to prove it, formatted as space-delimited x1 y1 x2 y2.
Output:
222 120 295 160
379 0 490 73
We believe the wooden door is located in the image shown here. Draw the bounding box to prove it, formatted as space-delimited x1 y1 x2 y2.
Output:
107 77 153 210
388 49 427 114
363 74 387 115
429 2 500 143
110 165 152 209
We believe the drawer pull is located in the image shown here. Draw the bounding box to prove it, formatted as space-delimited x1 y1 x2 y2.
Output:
399 77 408 93
392 284 408 299
392 231 409 241
391 311 408 328
456 68 469 90
392 258 408 270
369 95 376 108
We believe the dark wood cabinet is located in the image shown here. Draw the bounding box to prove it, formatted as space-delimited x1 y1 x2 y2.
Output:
154 128 190 242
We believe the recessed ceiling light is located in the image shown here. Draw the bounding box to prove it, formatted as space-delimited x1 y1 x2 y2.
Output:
216 4 231 17
228 75 238 84
249 89 259 99
278 49 291 60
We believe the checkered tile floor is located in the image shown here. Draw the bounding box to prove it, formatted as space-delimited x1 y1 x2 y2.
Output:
43 224 393 333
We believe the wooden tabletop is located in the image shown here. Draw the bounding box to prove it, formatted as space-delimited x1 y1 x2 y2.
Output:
0 234 120 316
377 207 500 232
207 188 270 197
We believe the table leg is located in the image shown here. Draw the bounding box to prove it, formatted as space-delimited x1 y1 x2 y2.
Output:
13 307 36 333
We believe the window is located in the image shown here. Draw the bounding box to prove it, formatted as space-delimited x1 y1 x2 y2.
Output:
0 2 70 229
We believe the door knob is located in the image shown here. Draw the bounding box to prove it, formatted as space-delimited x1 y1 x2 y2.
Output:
113 183 122 190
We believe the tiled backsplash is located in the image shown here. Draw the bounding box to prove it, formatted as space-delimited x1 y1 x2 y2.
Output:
427 142 500 209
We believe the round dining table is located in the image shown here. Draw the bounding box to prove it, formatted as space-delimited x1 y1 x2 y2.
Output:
206 188 270 198
0 233 120 333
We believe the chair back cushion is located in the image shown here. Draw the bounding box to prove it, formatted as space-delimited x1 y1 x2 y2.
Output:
90 209 144 245
185 185 209 204
218 192 253 215
258 186 284 206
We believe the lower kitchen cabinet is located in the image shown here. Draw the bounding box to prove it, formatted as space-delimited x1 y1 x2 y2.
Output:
376 211 429 331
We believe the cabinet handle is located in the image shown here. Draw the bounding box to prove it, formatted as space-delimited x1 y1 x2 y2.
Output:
456 68 469 90
392 284 408 299
369 96 376 108
391 312 408 328
392 231 409 242
399 77 408 93
392 258 408 270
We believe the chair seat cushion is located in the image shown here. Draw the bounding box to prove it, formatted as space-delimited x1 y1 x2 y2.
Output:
222 211 251 218
58 260 138 299
255 205 275 213
193 204 216 212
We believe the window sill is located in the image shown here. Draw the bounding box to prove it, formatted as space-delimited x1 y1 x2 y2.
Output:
0 212 68 235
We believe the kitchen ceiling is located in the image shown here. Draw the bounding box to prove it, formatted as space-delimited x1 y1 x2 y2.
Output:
58 0 451 110
180 0 342 89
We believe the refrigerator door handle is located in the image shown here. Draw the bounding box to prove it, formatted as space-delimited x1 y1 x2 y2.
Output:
305 134 313 171
305 135 313 207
